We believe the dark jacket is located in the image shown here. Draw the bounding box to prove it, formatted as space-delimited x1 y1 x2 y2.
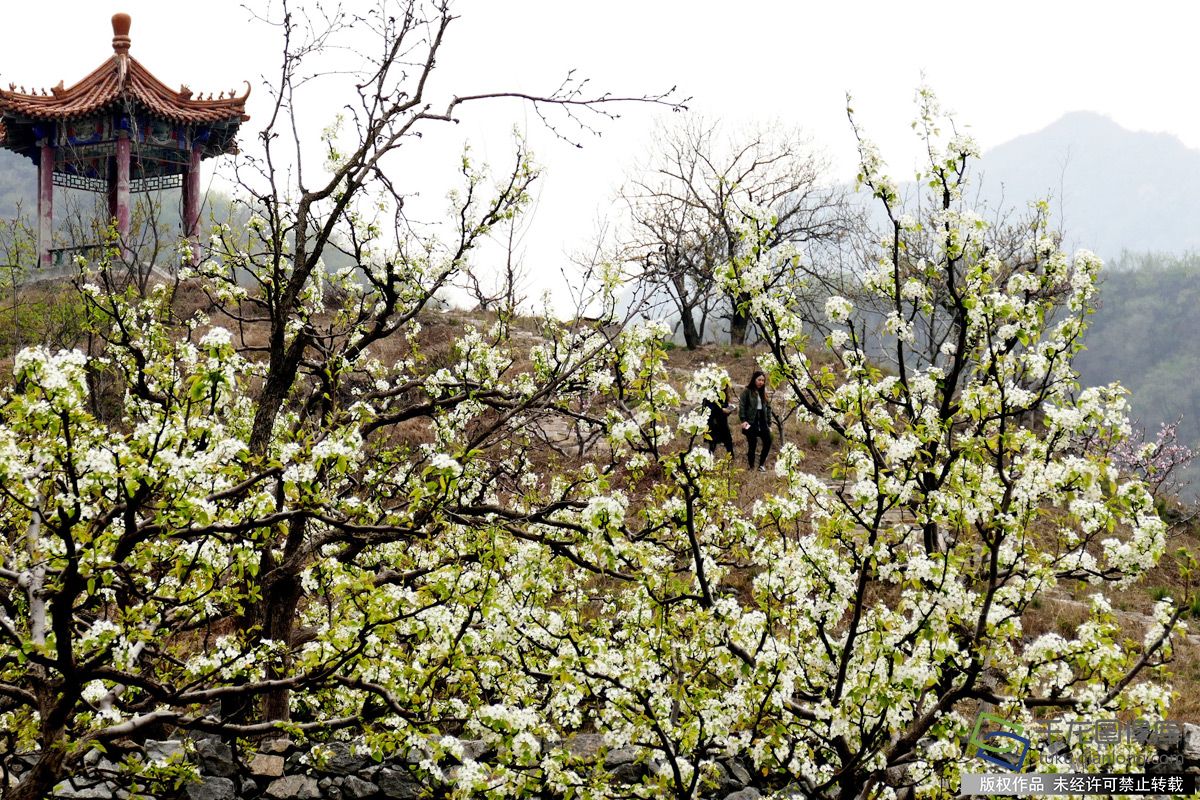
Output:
738 386 773 430
705 391 734 431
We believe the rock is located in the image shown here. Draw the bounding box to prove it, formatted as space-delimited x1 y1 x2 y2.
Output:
723 789 761 800
196 738 238 778
260 738 293 754
1149 753 1184 774
184 776 237 800
265 774 321 799
460 738 489 761
604 747 638 768
437 735 489 764
340 775 380 799
609 759 645 784
376 766 422 799
564 734 606 759
315 740 365 775
145 739 184 763
713 762 745 794
52 780 113 799
722 759 751 786
403 743 433 765
1183 724 1200 760
249 753 286 777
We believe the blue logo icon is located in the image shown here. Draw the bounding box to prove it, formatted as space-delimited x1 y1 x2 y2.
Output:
968 712 1030 771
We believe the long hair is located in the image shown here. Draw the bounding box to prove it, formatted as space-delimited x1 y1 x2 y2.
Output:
745 370 767 400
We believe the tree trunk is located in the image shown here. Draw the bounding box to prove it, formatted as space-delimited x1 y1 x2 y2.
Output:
669 272 703 350
259 572 302 722
244 516 310 723
680 307 701 350
238 328 309 724
10 740 66 800
248 365 293 456
729 311 749 345
720 289 748 345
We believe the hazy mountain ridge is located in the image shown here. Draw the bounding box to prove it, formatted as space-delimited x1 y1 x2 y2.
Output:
0 150 34 219
976 110 1200 259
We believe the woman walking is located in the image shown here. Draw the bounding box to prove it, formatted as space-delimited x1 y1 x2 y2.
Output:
738 370 773 471
704 384 736 456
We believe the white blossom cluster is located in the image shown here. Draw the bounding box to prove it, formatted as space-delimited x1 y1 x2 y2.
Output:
0 91 1185 800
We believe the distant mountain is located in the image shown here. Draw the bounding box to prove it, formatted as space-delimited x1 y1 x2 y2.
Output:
973 113 1200 497
1071 252 1200 499
976 111 1200 259
0 149 34 219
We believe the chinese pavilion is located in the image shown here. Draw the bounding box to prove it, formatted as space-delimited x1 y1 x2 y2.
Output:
0 13 249 268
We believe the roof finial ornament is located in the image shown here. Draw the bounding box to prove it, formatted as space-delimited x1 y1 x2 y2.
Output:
111 13 132 55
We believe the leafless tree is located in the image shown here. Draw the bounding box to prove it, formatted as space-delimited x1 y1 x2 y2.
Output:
460 212 529 315
622 116 856 347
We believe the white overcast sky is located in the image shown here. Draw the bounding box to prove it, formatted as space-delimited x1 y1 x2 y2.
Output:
2 1 1197 303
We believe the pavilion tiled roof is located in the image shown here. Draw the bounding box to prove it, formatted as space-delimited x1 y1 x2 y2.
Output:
0 13 248 139
0 57 250 126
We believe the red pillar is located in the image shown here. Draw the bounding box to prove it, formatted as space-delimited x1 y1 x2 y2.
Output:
38 142 54 269
114 134 131 256
107 161 117 223
183 144 202 265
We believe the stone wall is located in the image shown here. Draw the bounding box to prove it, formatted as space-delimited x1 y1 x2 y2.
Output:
28 733 767 800
19 723 1200 799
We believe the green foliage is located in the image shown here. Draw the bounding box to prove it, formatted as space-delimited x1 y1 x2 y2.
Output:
1075 250 1200 497
0 287 90 356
